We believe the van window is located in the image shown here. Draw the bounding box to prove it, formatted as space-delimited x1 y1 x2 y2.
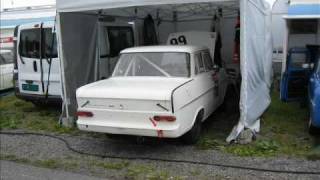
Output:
19 28 57 59
202 52 213 71
19 29 40 58
195 53 205 74
42 29 58 58
107 27 134 57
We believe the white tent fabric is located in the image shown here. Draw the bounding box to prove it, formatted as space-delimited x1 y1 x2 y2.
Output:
227 0 275 142
56 0 276 141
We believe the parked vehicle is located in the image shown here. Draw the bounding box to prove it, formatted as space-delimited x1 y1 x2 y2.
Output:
14 22 61 105
76 45 228 144
280 47 311 102
280 45 320 134
14 21 135 105
0 49 14 90
308 46 320 134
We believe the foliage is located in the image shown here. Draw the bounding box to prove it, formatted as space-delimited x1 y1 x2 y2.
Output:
0 95 77 134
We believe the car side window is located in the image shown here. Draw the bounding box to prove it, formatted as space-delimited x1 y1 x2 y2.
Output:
202 52 213 71
194 53 205 74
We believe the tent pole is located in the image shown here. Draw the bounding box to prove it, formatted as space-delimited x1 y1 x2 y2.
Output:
173 11 177 32
95 16 101 81
281 20 289 75
56 13 71 123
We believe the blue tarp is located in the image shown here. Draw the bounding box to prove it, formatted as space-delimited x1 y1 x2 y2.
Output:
288 4 320 16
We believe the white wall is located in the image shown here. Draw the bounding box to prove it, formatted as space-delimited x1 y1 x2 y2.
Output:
271 0 289 50
174 17 236 64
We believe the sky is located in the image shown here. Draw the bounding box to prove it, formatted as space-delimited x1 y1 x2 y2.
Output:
1 0 55 10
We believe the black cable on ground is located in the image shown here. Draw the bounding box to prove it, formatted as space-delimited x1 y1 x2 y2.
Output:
1 131 320 175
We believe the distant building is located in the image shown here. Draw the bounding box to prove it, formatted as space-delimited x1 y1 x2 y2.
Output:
0 5 56 50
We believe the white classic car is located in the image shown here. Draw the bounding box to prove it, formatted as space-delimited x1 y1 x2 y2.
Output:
76 45 228 144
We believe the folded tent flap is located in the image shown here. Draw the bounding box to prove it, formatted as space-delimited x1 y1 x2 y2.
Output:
56 0 276 141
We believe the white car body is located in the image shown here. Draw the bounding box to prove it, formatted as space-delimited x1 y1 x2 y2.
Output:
0 50 14 90
76 45 228 138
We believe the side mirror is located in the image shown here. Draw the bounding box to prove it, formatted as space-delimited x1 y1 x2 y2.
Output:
302 63 314 69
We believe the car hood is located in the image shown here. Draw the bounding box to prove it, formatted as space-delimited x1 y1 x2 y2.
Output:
76 77 192 101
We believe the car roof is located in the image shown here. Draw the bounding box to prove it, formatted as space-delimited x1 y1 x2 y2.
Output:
121 45 208 54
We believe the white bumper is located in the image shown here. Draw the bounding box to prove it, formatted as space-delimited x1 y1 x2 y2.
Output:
76 109 183 138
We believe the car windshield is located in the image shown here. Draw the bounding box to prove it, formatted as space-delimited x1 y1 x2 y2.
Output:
113 52 190 77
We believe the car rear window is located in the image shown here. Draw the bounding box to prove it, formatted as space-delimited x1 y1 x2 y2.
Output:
113 52 190 77
19 28 57 59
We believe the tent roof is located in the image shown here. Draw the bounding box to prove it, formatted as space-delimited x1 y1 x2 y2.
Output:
56 0 238 13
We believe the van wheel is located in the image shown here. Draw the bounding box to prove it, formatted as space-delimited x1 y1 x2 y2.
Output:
181 115 202 145
309 118 319 135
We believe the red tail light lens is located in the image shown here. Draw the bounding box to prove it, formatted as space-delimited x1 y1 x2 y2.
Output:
76 111 93 117
0 37 13 43
153 115 176 122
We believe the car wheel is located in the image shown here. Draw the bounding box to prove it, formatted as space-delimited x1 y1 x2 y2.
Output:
308 118 319 135
181 115 202 145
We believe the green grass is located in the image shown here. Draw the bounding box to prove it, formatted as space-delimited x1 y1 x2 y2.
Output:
198 90 319 158
125 164 174 180
1 91 319 159
0 95 77 134
0 153 184 180
93 161 130 170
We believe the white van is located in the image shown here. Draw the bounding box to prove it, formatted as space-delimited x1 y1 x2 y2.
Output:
14 21 61 105
14 21 136 105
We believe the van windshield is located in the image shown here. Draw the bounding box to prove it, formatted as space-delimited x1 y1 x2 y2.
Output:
113 52 190 77
19 28 57 59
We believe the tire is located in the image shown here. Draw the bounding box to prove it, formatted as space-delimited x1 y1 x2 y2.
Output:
181 115 202 145
308 118 319 135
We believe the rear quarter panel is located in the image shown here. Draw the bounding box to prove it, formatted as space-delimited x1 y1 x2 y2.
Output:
173 77 213 133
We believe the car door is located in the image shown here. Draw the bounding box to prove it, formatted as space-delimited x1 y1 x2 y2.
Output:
193 51 215 118
201 51 218 112
0 51 14 90
280 48 310 102
17 24 43 95
17 22 60 96
41 22 61 96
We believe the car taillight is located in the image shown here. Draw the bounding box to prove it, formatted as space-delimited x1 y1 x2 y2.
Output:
153 115 176 122
76 111 93 117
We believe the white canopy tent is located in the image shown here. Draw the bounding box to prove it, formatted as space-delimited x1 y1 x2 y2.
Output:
55 0 276 142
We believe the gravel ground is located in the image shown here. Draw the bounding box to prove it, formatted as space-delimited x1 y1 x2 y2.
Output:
1 131 320 180
1 160 105 180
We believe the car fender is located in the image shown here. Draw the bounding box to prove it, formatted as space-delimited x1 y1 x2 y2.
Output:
185 106 205 132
